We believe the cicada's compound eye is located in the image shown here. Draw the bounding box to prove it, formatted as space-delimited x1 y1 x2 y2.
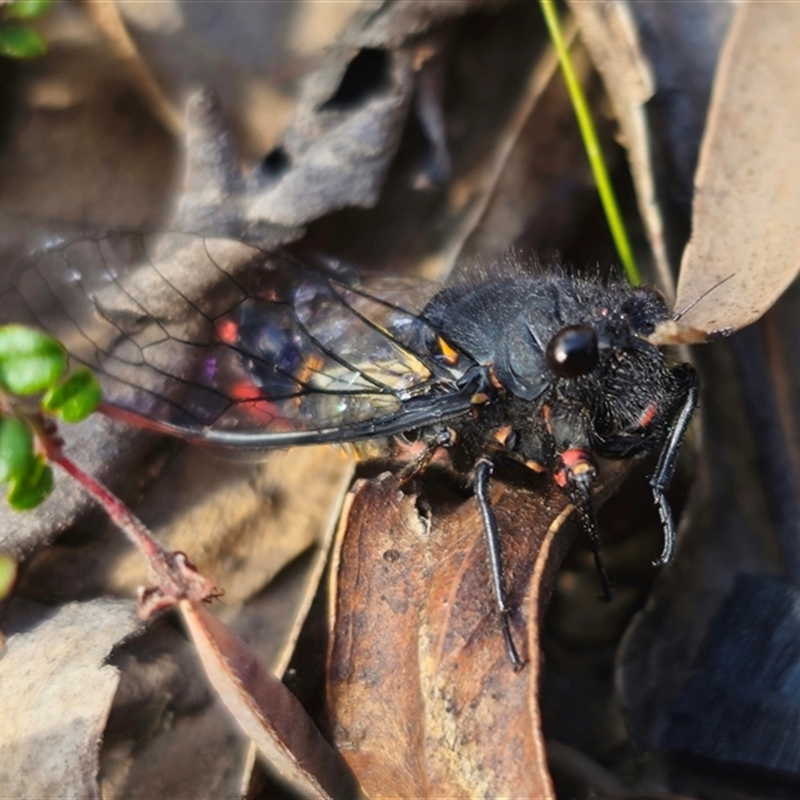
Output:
546 323 599 379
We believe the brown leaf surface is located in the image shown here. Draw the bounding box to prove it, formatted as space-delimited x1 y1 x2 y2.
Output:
328 469 628 798
109 445 354 607
0 598 142 799
655 3 800 342
181 600 359 800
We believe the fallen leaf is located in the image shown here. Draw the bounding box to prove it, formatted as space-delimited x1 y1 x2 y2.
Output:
100 617 252 800
181 599 360 799
327 468 628 798
0 598 142 799
654 3 800 342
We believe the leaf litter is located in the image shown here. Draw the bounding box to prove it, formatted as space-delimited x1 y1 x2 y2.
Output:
0 4 791 796
0 598 142 800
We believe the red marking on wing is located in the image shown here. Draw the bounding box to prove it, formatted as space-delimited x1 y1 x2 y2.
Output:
216 318 240 345
229 379 294 430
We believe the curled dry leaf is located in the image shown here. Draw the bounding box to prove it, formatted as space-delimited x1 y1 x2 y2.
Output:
0 598 142 799
180 600 360 800
652 3 800 344
327 468 628 798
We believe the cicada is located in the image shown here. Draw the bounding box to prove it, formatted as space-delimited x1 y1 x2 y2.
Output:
4 232 698 668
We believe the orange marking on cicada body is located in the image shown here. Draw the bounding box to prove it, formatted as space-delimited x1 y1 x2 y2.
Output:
525 459 546 473
291 353 326 410
487 366 504 391
436 335 459 366
298 353 326 384
553 448 595 488
542 403 553 435
638 401 659 428
492 425 514 446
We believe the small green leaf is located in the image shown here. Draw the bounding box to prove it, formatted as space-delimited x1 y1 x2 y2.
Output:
0 415 34 484
0 553 16 600
42 367 102 423
5 0 54 20
7 454 53 509
0 325 66 394
0 22 47 59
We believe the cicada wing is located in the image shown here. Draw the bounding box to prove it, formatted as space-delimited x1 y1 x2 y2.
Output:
2 231 477 447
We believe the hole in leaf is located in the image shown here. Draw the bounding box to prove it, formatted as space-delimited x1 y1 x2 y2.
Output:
261 146 291 178
319 49 390 111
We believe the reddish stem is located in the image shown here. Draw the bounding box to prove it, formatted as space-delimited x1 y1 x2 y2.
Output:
39 427 219 615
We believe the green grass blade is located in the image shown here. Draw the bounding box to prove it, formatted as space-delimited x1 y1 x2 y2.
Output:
539 0 640 285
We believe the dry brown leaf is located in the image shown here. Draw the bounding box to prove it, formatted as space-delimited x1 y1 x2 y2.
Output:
327 474 554 798
180 600 359 799
0 598 142 799
654 3 800 343
327 470 628 798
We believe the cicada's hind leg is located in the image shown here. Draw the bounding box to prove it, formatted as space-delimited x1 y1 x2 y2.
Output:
650 365 700 566
473 457 525 670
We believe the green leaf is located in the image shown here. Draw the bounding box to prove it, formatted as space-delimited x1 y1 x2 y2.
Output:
5 0 54 20
0 325 66 394
0 553 16 600
42 367 102 423
7 454 53 509
0 22 47 59
0 415 34 484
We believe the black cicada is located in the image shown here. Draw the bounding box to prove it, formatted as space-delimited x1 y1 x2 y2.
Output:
5 233 698 668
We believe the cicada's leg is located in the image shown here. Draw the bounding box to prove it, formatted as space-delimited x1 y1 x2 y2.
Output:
396 428 453 485
650 365 700 566
473 457 525 670
556 449 612 601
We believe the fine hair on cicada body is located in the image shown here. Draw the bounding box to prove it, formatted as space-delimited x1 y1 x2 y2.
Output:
7 239 698 669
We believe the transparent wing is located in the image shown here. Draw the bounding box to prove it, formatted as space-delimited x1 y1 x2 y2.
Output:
0 231 479 447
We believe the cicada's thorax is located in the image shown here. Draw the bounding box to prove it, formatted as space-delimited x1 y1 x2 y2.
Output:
418 270 681 476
